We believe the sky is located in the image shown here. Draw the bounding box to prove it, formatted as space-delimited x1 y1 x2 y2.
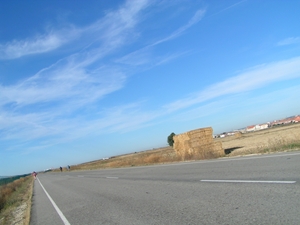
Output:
1 0 300 176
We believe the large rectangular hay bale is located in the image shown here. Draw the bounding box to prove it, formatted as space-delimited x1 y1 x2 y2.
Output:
173 127 223 158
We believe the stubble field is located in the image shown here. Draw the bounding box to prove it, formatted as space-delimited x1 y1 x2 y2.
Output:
221 122 300 156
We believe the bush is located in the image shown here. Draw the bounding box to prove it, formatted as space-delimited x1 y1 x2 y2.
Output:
167 132 175 147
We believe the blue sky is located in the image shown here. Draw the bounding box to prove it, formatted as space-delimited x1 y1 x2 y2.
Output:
1 0 300 176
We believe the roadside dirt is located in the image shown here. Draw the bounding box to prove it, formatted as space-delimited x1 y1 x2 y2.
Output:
11 203 27 225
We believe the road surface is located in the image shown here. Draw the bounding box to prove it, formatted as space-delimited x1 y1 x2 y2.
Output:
30 151 300 225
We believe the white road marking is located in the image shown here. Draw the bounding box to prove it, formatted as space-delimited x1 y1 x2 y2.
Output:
37 178 71 225
201 180 296 184
106 177 119 179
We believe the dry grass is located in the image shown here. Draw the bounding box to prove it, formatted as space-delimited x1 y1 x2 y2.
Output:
71 144 219 171
221 123 300 156
0 176 33 225
23 178 34 225
71 147 180 170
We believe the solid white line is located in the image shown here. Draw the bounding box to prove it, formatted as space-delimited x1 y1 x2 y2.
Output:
201 180 296 184
37 178 71 225
106 177 119 179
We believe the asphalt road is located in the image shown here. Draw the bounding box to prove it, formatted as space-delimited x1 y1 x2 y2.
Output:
30 151 300 225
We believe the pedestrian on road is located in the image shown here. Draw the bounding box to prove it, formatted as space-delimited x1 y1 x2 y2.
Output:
32 171 37 179
67 165 70 171
60 166 62 172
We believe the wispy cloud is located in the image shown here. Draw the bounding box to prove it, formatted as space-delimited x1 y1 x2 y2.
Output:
117 9 205 66
163 56 300 112
151 9 206 46
0 31 74 60
0 0 152 146
0 0 150 60
85 0 150 49
0 0 151 107
210 0 247 17
277 37 300 46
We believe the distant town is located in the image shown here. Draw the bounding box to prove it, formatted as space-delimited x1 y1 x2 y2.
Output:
215 114 300 138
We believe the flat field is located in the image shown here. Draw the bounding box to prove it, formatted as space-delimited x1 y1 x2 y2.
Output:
220 122 300 156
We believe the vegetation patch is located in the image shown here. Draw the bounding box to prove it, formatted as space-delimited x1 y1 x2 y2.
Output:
0 176 33 225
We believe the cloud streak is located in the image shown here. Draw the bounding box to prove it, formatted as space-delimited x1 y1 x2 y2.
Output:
0 30 76 60
164 56 300 112
0 0 152 146
0 0 150 60
151 9 206 46
117 9 206 66
210 0 247 16
277 37 300 46
0 0 152 107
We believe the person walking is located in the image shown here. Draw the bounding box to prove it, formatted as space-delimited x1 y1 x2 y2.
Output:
60 166 62 172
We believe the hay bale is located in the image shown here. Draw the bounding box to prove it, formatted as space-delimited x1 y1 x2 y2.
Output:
173 127 223 158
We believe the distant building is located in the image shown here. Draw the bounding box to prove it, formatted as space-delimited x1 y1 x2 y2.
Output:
246 123 269 132
255 123 269 130
246 125 255 132
271 115 299 126
293 116 300 123
217 114 299 136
